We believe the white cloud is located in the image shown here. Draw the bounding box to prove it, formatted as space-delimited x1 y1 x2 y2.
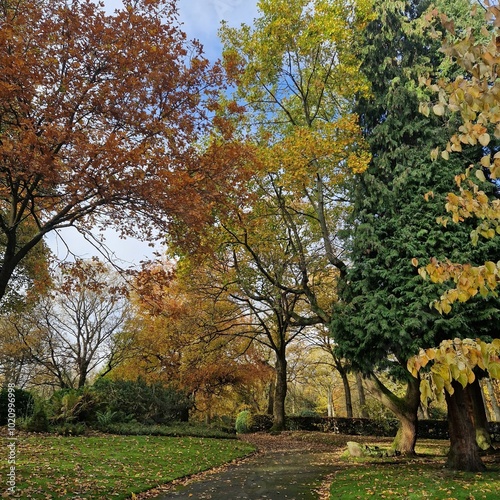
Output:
177 0 258 59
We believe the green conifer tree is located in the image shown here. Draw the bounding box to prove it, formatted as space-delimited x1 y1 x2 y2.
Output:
334 0 500 462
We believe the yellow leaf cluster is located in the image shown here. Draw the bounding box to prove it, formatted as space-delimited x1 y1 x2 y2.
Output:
261 116 370 190
418 257 499 311
418 2 500 307
408 338 500 404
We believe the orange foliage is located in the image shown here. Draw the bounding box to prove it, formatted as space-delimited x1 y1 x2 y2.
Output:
0 0 254 299
113 261 274 417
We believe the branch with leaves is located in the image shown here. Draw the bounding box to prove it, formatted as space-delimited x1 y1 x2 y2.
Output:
408 338 500 405
418 2 500 309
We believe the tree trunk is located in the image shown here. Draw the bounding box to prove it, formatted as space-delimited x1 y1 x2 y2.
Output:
366 374 420 455
418 403 429 420
356 371 369 418
272 354 287 431
469 377 494 452
392 412 418 455
483 378 500 422
327 386 335 417
339 367 353 417
267 378 275 415
445 380 485 471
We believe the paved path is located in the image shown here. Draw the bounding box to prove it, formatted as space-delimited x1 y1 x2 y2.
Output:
147 433 341 500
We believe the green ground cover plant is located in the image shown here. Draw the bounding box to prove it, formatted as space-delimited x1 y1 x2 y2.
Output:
330 440 500 499
2 434 255 499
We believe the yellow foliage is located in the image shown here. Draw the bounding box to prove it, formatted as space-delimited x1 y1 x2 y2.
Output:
418 3 500 309
408 338 500 404
261 116 370 191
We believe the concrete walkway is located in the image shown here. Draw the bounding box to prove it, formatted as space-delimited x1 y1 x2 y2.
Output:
149 434 340 500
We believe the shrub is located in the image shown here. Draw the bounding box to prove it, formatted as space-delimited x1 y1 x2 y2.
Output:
26 402 49 433
47 388 97 424
103 421 236 439
250 414 273 432
96 410 119 429
235 410 252 434
92 378 192 425
0 388 35 424
208 416 236 435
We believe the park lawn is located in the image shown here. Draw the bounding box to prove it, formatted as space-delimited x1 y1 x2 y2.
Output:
3 434 255 499
330 440 500 499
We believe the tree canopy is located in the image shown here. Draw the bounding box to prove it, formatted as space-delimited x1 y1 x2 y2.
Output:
0 0 251 302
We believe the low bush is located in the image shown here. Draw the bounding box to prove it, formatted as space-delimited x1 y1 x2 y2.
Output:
235 410 252 434
0 388 35 424
95 409 120 429
242 414 455 439
251 414 273 431
25 402 49 433
92 378 192 425
51 422 87 436
206 416 236 435
47 388 97 424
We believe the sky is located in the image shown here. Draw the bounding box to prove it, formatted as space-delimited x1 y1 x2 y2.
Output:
48 0 259 267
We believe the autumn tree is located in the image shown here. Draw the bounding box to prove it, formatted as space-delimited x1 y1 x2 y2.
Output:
333 0 500 456
0 314 37 388
112 261 274 421
215 0 372 429
10 259 130 389
0 0 252 304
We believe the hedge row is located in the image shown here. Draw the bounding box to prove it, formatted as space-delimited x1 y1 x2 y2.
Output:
247 414 500 441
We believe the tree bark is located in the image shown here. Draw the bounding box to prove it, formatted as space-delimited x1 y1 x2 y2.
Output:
272 353 287 431
418 403 429 420
469 377 494 452
366 374 420 455
483 378 500 422
445 380 486 471
267 378 275 415
356 371 369 418
339 367 353 417
327 386 335 417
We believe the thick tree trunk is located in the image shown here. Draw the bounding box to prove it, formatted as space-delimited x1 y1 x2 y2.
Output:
356 371 369 418
272 354 287 431
366 374 420 455
392 412 418 455
339 367 353 417
469 377 494 452
445 380 486 471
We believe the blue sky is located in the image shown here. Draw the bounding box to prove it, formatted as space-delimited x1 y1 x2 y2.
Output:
48 0 259 266
105 0 259 61
176 0 259 60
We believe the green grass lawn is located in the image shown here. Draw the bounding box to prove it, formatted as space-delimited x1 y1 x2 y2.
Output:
330 440 500 499
1 434 255 499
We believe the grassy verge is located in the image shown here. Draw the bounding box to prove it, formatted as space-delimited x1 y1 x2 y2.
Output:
330 440 500 499
1 434 255 499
